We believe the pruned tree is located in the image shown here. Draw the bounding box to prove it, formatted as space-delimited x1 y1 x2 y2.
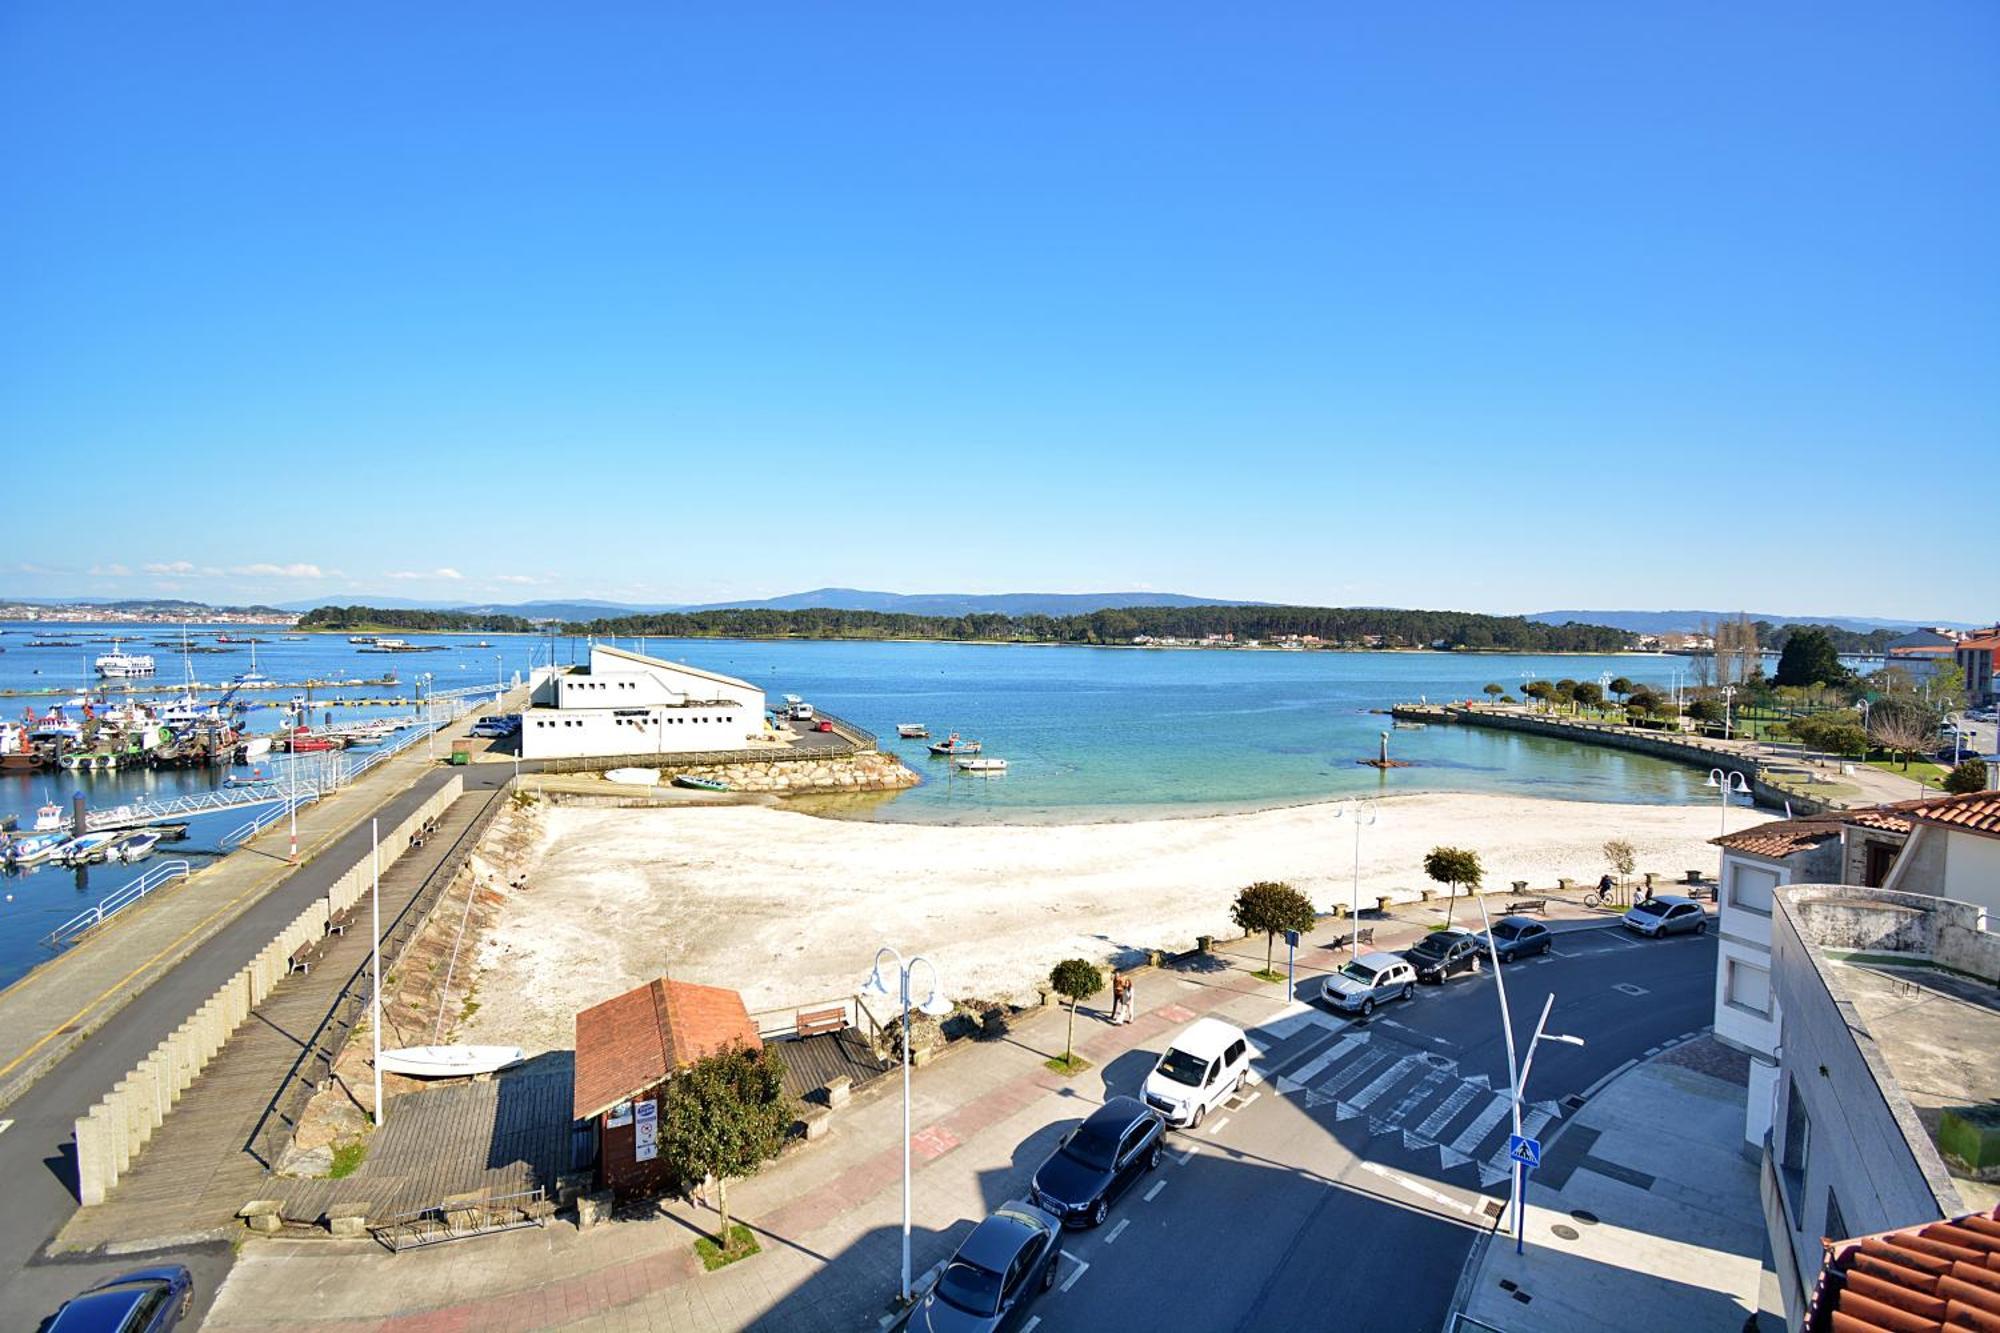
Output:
1424 846 1484 928
1603 838 1636 893
1573 682 1605 711
660 1043 793 1253
1944 758 1991 795
1048 958 1104 1068
1231 880 1318 977
1483 683 1505 703
1608 677 1634 703
1868 705 1936 772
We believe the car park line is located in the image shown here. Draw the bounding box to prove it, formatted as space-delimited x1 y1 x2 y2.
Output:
1143 1179 1167 1203
1231 1090 1261 1114
1358 1162 1481 1218
1023 1318 1041 1332
1104 1219 1131 1245
1205 1115 1231 1137
1058 1251 1090 1293
1173 1144 1197 1166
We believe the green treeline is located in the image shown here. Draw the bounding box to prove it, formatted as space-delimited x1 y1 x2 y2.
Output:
299 606 539 633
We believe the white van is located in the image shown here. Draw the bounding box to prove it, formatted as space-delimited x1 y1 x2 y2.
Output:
1140 1018 1252 1128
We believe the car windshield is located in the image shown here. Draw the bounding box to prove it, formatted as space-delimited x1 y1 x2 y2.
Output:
1630 901 1668 918
937 1260 1003 1315
1064 1130 1120 1171
1491 923 1523 940
1156 1048 1207 1087
1409 936 1449 958
1338 962 1379 985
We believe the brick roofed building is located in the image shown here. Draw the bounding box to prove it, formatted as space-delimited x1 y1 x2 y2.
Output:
573 977 761 1198
1806 1205 2000 1331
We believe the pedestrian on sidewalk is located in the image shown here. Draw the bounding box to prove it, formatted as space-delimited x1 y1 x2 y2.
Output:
1111 972 1133 1025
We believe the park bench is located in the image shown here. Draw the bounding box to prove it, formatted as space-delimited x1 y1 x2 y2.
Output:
1333 927 1376 951
327 906 359 937
1505 897 1549 916
288 936 330 975
796 1006 847 1038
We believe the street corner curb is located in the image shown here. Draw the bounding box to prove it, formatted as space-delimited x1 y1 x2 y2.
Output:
1553 1025 1712 1147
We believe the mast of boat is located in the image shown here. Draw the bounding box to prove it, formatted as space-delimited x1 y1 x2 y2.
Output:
372 816 383 1126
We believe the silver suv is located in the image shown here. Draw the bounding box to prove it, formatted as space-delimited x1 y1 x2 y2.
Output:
1319 951 1418 1016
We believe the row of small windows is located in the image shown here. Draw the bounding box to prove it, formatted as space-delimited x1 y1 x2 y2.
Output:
538 714 733 727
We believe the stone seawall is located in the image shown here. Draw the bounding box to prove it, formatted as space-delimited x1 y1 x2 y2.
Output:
670 749 919 794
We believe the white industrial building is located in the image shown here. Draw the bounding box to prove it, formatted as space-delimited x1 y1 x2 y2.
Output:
519 643 767 761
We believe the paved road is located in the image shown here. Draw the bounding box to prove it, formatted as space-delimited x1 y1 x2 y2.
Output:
1018 924 1719 1332
0 764 515 1328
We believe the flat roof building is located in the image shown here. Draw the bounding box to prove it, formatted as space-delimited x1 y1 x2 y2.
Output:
520 643 767 761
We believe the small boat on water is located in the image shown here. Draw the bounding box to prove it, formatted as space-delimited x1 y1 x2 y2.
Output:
928 734 982 756
113 830 163 862
673 775 731 792
1392 720 1427 731
34 802 67 832
956 757 1008 774
4 832 68 865
376 1045 525 1079
897 723 929 739
56 831 123 864
239 735 273 760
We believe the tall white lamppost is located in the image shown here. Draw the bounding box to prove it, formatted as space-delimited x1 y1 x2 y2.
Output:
286 705 299 864
420 673 434 760
371 816 383 1125
1721 684 1738 741
862 947 953 1306
1331 803 1377 958
1706 767 1751 838
1475 897 1584 1256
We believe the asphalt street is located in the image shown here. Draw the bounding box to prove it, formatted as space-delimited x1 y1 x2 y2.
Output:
1010 922 1720 1333
0 764 514 1328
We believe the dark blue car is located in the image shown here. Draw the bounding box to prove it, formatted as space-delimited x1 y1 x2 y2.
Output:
48 1266 193 1332
914 1200 1063 1332
1029 1096 1164 1228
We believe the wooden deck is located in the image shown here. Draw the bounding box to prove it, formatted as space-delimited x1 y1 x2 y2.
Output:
55 792 499 1251
771 1030 893 1103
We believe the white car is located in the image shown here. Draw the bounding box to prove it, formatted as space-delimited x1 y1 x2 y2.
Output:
1319 951 1418 1016
1621 895 1709 938
1141 1018 1252 1128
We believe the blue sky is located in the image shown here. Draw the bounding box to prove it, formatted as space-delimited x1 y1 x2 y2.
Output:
3 4 1994 618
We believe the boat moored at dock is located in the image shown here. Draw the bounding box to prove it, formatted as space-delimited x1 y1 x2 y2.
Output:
897 723 929 738
928 733 982 756
955 757 1008 773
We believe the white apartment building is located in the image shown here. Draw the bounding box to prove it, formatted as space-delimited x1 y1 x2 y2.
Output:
519 643 767 761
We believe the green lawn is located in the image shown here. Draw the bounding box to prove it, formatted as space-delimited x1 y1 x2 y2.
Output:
1861 757 1952 793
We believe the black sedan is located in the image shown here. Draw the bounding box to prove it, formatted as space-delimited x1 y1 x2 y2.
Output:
49 1266 194 1332
1403 928 1483 983
914 1200 1063 1332
1481 916 1555 963
1030 1096 1165 1228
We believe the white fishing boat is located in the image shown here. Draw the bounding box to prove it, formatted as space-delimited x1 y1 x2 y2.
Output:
955 757 1008 773
112 830 163 862
4 832 68 865
34 801 66 832
239 735 273 760
928 734 982 756
897 723 929 738
56 831 123 863
376 1045 526 1079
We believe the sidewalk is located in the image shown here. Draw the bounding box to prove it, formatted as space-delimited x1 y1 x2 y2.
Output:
0 688 524 1110
1456 1035 1770 1333
203 926 1416 1332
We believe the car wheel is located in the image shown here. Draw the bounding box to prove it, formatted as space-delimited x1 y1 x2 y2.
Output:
180 1291 194 1318
1695 920 1707 936
1191 1102 1207 1128
1401 983 1414 1002
1360 998 1375 1017
1541 940 1554 957
1148 1141 1163 1170
1043 1252 1059 1290
1091 1199 1108 1227
1233 1073 1246 1096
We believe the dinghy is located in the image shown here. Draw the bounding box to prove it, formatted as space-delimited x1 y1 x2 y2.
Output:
376 1045 525 1079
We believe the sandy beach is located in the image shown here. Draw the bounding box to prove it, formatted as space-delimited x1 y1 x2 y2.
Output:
456 793 1767 1054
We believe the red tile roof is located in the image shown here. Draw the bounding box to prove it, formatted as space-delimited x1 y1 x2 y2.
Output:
1808 1205 2000 1332
1713 818 1846 859
1958 631 2000 651
572 977 761 1120
1908 791 2000 839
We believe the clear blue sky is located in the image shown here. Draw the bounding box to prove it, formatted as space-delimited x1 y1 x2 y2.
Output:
3 4 1993 619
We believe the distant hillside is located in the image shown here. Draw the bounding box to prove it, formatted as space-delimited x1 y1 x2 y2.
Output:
680 588 1259 616
1528 609 1980 636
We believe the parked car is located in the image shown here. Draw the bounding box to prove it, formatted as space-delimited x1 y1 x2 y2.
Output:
1622 895 1708 938
1318 951 1418 1015
914 1200 1063 1332
48 1266 194 1332
1029 1096 1164 1228
1479 916 1554 963
1141 1018 1252 1128
1403 928 1483 983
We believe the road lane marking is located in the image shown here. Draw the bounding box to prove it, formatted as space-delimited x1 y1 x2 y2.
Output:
1360 1162 1479 1217
1346 1054 1425 1113
1274 1032 1369 1094
1059 1251 1090 1293
0 1119 10 1136
1231 1090 1262 1113
1414 1081 1483 1142
1379 1018 1455 1049
1447 1093 1512 1155
1143 1179 1166 1202
1024 1319 1041 1332
1104 1219 1130 1245
1174 1145 1197 1165
1206 1115 1231 1136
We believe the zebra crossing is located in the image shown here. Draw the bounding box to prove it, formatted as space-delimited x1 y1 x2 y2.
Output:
1272 1027 1561 1188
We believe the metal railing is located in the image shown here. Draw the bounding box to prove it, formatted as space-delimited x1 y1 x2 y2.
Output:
43 860 192 947
369 1187 549 1252
219 794 318 852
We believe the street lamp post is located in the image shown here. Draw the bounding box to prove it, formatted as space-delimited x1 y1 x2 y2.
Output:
1331 803 1377 958
420 673 434 760
1706 767 1752 837
862 947 953 1306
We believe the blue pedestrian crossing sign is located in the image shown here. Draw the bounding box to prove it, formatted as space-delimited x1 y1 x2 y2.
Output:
1508 1134 1542 1169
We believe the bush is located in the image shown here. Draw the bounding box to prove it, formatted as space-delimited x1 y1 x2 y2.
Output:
1944 759 1991 795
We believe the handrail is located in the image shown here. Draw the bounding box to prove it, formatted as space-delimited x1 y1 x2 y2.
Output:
43 860 192 947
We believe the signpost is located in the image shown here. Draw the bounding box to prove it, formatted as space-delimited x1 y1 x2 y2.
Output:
1284 929 1300 1004
1508 1134 1541 1170
633 1098 659 1163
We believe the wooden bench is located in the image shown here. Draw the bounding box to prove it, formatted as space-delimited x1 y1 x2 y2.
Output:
796 1006 847 1038
1505 898 1549 916
1333 927 1376 951
288 937 329 975
327 906 359 937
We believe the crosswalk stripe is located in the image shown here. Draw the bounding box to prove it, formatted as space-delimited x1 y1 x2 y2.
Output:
1379 1067 1452 1136
1448 1093 1512 1155
1313 1047 1389 1101
1275 1033 1367 1095
1345 1055 1426 1113
1414 1081 1483 1142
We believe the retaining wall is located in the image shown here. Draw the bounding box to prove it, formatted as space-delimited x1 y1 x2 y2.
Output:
73 776 465 1207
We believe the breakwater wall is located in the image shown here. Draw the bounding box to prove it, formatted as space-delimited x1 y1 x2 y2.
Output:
72 776 465 1208
1391 705 1835 817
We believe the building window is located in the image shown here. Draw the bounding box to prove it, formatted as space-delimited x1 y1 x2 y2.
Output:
1728 863 1777 916
1782 1076 1811 1229
1825 1187 1846 1245
1725 960 1772 1017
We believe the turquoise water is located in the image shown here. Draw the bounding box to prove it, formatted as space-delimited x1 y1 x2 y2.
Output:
596 638 1707 823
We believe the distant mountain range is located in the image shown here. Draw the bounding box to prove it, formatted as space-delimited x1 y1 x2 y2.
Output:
1528 609 1985 635
275 588 1258 619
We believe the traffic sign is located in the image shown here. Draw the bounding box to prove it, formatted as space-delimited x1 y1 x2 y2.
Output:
1284 930 1300 948
1507 1134 1541 1169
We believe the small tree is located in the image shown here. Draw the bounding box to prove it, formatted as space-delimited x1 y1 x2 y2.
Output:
1572 682 1605 712
1944 758 1991 795
1868 705 1936 772
661 1043 793 1256
1424 846 1483 927
1483 683 1505 703
1603 838 1636 893
1608 676 1634 703
1231 880 1318 978
1048 958 1103 1070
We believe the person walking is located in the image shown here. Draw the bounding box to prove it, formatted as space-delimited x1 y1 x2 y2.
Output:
1111 972 1134 1025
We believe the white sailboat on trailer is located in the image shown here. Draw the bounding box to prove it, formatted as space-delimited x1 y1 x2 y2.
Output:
375 1045 527 1079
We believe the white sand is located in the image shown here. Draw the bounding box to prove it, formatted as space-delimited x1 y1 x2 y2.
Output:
457 793 1765 1055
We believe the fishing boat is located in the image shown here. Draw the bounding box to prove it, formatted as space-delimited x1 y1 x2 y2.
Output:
348 635 378 645
112 830 163 862
673 774 731 792
897 723 929 739
56 831 123 863
34 801 66 832
928 733 982 756
4 832 68 865
238 735 273 760
375 1045 525 1079
955 757 1008 773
